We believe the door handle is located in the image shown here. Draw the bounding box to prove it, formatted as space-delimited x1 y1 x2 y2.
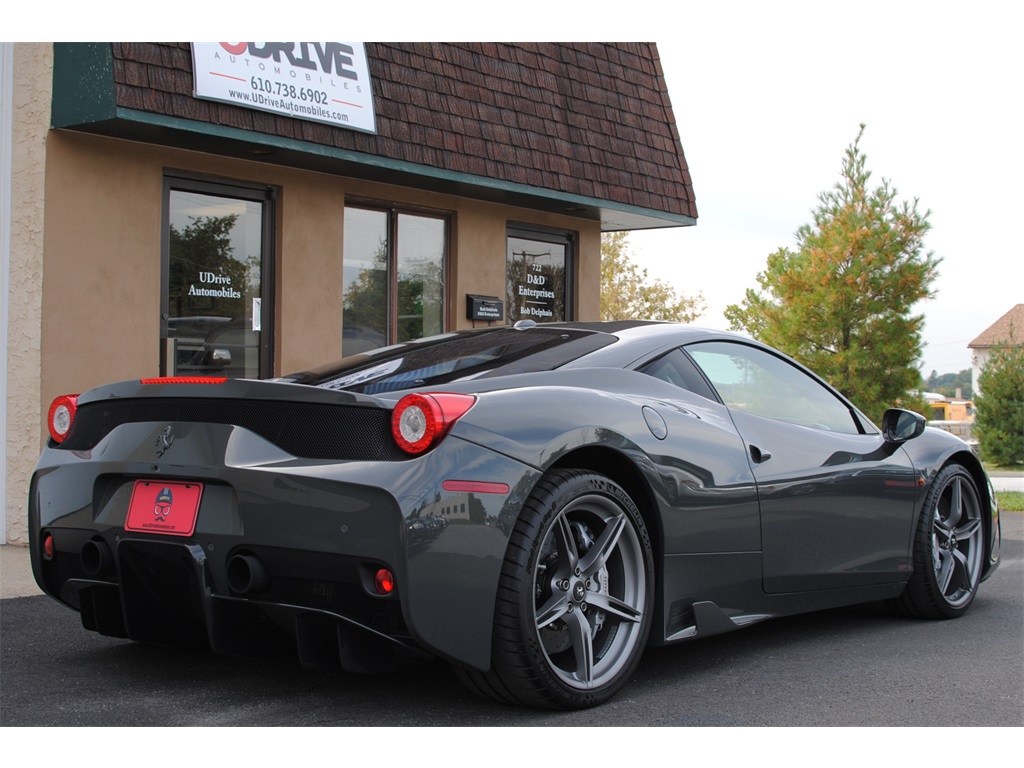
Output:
749 445 772 464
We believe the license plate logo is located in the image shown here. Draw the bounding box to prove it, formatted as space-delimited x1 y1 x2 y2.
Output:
126 480 203 536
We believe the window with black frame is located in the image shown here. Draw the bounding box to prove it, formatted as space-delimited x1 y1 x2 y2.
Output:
505 226 574 324
342 205 447 357
162 177 275 379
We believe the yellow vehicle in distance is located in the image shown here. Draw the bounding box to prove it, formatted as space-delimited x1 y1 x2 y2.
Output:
923 391 977 449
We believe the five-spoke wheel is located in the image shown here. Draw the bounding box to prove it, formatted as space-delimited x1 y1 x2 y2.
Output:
459 469 653 709
532 487 648 691
895 464 985 619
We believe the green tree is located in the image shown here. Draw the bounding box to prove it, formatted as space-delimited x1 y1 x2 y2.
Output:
974 338 1024 467
600 232 705 322
925 368 973 399
725 126 939 424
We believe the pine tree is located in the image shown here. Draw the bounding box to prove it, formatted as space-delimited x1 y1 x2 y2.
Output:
725 125 939 424
974 339 1024 467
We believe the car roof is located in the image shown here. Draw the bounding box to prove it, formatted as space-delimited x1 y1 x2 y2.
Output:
546 321 752 368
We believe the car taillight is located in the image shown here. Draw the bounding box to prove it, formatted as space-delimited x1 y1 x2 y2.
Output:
140 377 227 385
47 394 79 443
391 393 476 455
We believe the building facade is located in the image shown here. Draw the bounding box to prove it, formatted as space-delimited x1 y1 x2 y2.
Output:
968 304 1024 398
1 42 696 544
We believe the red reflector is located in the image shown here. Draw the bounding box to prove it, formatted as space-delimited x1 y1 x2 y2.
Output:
442 480 510 495
374 568 395 595
42 534 54 561
140 377 228 385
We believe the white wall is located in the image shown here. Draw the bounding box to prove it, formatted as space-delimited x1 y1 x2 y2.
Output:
3 44 50 544
1 43 14 543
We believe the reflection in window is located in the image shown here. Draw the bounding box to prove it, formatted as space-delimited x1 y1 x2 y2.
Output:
342 208 388 355
397 214 445 342
301 326 614 394
506 228 572 323
166 188 266 379
639 349 718 401
342 206 446 357
687 341 859 433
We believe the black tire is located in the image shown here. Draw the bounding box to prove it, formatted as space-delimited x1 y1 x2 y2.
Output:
459 469 654 709
893 464 985 619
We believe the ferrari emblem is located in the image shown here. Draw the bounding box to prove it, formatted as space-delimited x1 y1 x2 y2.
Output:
154 426 174 458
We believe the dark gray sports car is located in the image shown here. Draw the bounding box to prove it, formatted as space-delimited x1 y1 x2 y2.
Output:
29 321 1001 709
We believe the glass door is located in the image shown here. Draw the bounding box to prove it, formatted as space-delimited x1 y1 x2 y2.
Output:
162 178 274 378
506 226 573 323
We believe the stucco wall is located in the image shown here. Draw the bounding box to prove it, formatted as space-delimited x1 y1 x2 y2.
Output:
5 43 51 544
40 131 602 427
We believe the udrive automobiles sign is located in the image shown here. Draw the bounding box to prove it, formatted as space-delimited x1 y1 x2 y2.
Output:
192 43 376 134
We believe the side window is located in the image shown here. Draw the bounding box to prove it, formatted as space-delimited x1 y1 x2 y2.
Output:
639 349 719 402
686 341 860 434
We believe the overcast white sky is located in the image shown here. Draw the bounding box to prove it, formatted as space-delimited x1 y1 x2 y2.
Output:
631 2 1022 377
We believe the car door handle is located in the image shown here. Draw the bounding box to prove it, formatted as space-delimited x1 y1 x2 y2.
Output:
749 445 772 464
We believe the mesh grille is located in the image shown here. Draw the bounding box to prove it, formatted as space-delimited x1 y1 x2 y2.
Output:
58 398 406 462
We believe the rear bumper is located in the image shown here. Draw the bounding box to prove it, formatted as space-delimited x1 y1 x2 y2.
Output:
29 420 534 671
58 540 430 672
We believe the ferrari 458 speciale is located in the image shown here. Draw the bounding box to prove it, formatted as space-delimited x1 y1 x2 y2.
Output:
30 321 1000 709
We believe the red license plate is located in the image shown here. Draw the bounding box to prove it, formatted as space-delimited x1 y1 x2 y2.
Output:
125 480 203 537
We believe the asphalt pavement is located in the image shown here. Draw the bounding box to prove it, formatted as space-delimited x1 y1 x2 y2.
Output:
2 512 1021 727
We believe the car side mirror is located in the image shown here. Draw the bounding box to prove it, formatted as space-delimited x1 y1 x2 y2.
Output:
882 408 926 443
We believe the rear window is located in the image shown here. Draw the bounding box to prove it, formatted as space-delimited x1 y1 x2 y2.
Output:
289 327 615 394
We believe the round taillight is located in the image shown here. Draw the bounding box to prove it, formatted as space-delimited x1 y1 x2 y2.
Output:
47 394 79 443
391 393 476 455
394 394 435 453
42 533 55 561
374 568 395 595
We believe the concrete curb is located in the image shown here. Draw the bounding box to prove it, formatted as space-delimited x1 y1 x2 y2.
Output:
1 545 42 599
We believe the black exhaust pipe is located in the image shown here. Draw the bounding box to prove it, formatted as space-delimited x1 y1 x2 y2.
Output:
227 553 270 594
81 539 114 577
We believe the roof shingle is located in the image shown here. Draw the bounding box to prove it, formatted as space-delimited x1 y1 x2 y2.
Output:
110 42 696 220
969 304 1024 348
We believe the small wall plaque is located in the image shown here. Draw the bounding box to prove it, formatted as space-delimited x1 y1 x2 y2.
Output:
467 295 504 322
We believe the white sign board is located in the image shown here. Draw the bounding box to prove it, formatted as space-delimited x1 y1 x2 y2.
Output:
192 43 376 133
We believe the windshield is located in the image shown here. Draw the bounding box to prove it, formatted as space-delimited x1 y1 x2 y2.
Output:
288 326 615 395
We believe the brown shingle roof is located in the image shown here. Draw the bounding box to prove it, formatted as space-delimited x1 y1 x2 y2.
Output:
109 43 696 222
969 304 1024 348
